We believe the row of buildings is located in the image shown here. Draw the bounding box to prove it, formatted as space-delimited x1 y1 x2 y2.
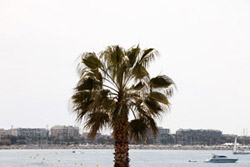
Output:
0 126 223 139
2 126 239 146
0 126 171 139
0 126 171 145
0 126 79 138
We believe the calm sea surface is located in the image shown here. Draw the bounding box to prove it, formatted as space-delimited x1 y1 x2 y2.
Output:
0 149 249 167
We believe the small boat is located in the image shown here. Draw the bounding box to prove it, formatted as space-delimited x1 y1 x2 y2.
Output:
72 150 84 154
233 150 250 155
233 137 250 155
204 154 238 163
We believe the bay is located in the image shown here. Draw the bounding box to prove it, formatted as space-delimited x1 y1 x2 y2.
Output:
0 149 249 167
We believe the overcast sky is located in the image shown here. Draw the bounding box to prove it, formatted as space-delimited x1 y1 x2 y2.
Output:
0 0 250 135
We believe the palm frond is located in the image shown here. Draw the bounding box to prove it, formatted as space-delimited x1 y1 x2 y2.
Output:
136 108 158 137
150 75 175 88
74 99 94 122
102 98 116 109
84 70 103 83
71 90 91 104
82 52 103 70
75 77 101 91
85 112 110 139
149 91 170 105
132 63 149 79
130 81 145 90
129 118 147 142
165 87 175 97
101 45 124 67
143 98 163 117
139 48 158 67
126 45 140 67
144 115 158 137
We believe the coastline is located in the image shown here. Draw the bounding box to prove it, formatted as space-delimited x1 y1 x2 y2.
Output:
0 145 247 150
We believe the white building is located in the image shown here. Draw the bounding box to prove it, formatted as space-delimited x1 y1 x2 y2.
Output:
17 128 49 137
0 128 48 137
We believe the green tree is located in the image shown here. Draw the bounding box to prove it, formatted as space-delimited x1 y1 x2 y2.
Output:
71 45 175 167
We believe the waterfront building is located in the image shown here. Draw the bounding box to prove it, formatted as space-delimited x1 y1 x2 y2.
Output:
0 129 4 138
0 129 18 137
50 125 79 138
145 127 171 144
176 129 222 137
158 127 170 135
155 127 171 144
17 128 49 137
176 129 222 145
0 128 48 138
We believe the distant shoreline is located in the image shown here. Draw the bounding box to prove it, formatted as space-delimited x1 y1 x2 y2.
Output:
1 145 248 150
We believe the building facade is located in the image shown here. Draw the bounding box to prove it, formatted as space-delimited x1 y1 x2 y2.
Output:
176 129 222 137
50 125 79 138
158 127 170 135
0 129 18 137
17 128 49 137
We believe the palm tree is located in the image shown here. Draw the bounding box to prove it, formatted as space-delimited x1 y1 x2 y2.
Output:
71 45 175 167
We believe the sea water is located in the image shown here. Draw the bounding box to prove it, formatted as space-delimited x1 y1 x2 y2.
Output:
0 149 249 167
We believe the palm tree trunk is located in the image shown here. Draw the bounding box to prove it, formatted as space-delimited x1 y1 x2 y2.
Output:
113 120 129 167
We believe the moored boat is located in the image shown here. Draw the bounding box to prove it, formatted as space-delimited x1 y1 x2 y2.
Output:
233 137 250 155
204 154 238 163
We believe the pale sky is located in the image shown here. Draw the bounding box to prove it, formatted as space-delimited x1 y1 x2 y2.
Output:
0 0 250 135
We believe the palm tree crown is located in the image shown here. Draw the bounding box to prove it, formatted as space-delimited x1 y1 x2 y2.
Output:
71 45 175 167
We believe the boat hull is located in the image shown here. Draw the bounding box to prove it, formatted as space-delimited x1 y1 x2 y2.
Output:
205 159 238 163
233 151 250 155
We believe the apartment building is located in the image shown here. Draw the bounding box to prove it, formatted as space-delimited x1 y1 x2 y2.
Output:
50 125 79 138
17 128 49 137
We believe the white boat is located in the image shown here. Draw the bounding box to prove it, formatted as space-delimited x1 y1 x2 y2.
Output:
233 137 250 155
204 154 238 163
